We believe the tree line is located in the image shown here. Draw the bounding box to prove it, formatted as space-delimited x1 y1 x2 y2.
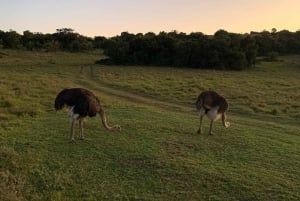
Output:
0 28 95 52
1 28 300 70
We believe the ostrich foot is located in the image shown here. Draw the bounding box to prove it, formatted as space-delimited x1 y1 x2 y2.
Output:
197 128 203 134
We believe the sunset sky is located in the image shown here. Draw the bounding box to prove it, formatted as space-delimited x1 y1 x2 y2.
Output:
1 0 299 37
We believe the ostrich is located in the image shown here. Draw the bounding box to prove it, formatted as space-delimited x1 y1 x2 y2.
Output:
54 88 121 142
196 90 230 135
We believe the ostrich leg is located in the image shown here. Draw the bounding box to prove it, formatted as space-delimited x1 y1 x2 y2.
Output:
197 115 204 134
209 120 214 135
79 118 84 140
197 107 206 134
70 118 76 142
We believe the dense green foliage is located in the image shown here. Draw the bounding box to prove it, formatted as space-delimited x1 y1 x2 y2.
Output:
98 30 257 70
1 28 300 70
99 29 300 70
0 28 93 52
0 50 299 200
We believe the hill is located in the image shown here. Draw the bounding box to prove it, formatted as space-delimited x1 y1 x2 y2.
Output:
0 50 299 200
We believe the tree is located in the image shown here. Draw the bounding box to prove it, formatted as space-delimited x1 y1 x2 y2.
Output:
240 35 257 67
93 36 107 49
53 28 78 50
0 30 5 47
2 30 21 48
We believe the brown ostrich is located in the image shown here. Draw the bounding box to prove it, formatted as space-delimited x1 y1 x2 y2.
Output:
54 88 121 142
196 90 230 135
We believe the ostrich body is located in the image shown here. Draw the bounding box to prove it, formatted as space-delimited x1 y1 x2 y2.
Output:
55 88 120 142
196 90 230 135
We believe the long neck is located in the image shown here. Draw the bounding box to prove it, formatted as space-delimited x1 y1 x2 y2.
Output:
222 113 230 128
217 97 229 113
99 109 119 131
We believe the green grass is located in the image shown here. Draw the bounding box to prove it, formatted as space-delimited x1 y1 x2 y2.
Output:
0 49 299 201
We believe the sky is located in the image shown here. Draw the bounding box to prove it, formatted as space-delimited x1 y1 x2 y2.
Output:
1 0 300 37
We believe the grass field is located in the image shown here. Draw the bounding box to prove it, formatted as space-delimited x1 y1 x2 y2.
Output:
0 49 299 201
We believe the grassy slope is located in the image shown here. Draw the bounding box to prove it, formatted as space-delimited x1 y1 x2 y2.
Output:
0 50 299 201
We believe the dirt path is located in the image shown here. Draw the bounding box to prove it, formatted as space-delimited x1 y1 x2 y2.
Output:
86 79 194 113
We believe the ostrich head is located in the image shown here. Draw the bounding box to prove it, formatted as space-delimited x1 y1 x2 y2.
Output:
111 125 121 131
224 121 230 128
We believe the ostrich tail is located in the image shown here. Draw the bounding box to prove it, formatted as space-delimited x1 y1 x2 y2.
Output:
99 109 121 132
54 89 68 110
222 113 230 128
54 96 64 110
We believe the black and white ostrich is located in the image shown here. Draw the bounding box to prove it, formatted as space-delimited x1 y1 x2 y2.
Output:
54 88 121 142
196 90 230 135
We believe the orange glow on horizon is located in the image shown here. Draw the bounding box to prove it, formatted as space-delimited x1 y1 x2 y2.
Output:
1 0 299 37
